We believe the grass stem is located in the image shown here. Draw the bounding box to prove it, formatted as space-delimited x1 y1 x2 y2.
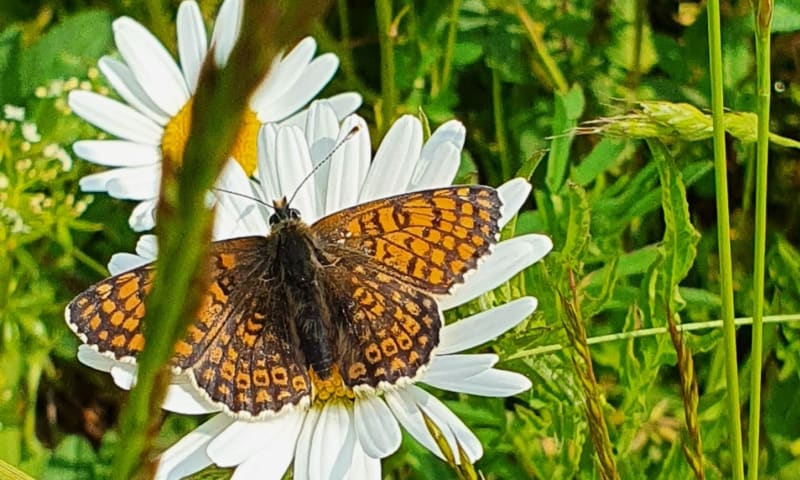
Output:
705 1 745 477
748 1 773 478
375 0 397 133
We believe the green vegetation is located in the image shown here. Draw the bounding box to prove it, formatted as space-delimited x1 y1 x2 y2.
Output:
2 0 800 478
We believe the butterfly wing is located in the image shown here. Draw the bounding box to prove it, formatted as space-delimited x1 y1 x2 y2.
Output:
312 186 502 294
324 252 441 389
65 236 311 418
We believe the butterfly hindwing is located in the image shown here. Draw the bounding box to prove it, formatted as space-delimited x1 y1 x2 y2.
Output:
325 251 441 390
312 186 502 294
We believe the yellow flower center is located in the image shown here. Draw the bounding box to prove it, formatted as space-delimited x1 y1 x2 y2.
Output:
161 98 261 175
310 365 355 403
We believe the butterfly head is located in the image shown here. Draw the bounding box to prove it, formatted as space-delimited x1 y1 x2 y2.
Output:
269 197 302 226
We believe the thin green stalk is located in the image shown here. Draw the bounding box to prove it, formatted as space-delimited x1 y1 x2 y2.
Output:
506 314 800 360
144 0 172 49
706 1 745 478
439 0 462 94
748 1 773 478
376 0 397 133
627 0 645 91
515 2 568 95
492 69 511 181
111 2 330 478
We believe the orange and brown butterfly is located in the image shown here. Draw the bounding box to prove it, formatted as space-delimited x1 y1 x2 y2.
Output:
66 186 502 419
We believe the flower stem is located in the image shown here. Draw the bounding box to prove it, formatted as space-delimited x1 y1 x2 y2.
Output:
705 1 745 477
506 314 800 359
440 0 462 94
376 0 397 133
492 70 511 181
110 2 330 477
515 2 568 95
748 1 773 478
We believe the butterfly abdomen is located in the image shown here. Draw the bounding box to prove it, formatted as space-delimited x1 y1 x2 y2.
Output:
274 222 337 380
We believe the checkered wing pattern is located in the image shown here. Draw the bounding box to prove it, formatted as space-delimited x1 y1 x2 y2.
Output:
313 186 502 294
326 253 441 389
66 236 311 418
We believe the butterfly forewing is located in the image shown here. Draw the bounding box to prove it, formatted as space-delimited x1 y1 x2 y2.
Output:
312 186 502 294
66 236 313 417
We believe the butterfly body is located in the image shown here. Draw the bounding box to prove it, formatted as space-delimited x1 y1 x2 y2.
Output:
67 186 503 419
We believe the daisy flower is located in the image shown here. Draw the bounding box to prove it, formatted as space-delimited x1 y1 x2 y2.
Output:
74 105 553 479
69 0 361 232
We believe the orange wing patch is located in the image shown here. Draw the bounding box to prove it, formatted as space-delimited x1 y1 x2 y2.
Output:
313 186 502 294
66 267 153 360
328 256 441 390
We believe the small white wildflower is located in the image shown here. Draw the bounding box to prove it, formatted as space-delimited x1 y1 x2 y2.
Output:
64 77 79 91
21 123 41 143
87 67 99 79
35 86 48 98
79 80 92 91
0 174 8 189
3 105 25 121
56 147 72 171
43 143 59 157
16 158 32 171
20 142 31 152
48 79 64 96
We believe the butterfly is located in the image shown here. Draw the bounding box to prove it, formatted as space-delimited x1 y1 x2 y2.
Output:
66 186 502 419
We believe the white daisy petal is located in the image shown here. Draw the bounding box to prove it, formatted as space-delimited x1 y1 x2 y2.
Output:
408 142 460 191
257 54 340 123
69 91 163 145
309 402 356 480
79 169 128 192
210 0 243 67
409 120 465 189
423 354 498 386
293 406 322 480
251 37 318 117
304 101 339 209
76 345 115 372
438 234 552 310
113 17 189 115
110 363 137 389
359 116 422 201
354 395 402 458
432 368 532 397
73 140 160 167
279 92 363 128
129 199 158 232
108 252 149 275
437 297 538 355
135 234 158 260
324 115 370 214
106 165 161 200
155 415 234 480
163 382 221 415
213 160 267 239
208 411 303 468
384 389 444 460
410 386 483 463
177 0 208 92
256 123 281 203
98 57 170 125
346 439 381 480
275 126 317 221
497 178 532 228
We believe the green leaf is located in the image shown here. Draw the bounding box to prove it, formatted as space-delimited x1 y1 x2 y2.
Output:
546 84 585 192
772 0 800 33
19 10 112 96
0 27 22 104
571 138 628 186
649 139 700 314
562 182 591 265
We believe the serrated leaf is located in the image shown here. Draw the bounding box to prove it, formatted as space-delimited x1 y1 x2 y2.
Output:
562 182 591 266
649 139 700 313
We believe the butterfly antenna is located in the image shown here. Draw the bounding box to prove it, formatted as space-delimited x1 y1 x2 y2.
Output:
213 187 275 210
286 125 361 208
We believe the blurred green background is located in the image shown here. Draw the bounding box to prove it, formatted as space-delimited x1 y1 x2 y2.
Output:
2 0 800 478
